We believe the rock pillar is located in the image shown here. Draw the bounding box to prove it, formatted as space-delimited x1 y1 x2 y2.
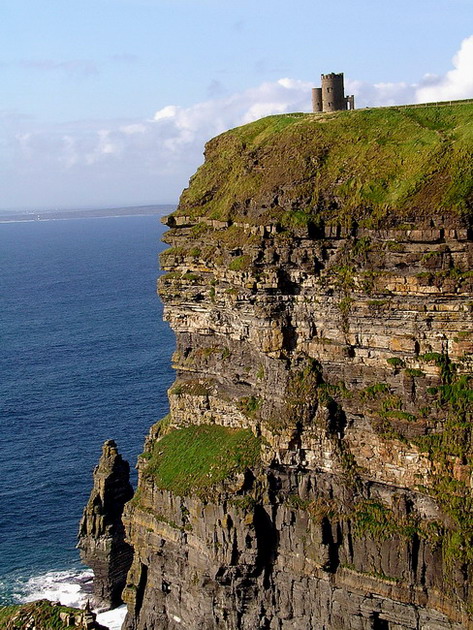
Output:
78 440 134 610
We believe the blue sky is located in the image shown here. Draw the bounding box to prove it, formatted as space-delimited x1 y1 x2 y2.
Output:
1 0 472 210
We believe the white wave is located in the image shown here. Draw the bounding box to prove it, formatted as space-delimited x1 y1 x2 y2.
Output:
16 568 93 608
15 568 127 630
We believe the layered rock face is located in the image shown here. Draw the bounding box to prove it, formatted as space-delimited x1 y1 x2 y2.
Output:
122 107 473 629
78 440 134 610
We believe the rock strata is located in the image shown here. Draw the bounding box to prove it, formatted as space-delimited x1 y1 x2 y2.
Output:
78 440 134 610
91 106 472 629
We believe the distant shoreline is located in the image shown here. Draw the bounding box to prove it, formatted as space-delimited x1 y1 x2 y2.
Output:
0 204 176 223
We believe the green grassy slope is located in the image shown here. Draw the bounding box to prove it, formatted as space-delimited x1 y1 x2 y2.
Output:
142 424 261 497
176 103 473 227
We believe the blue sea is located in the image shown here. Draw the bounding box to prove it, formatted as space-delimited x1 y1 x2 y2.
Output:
0 215 175 621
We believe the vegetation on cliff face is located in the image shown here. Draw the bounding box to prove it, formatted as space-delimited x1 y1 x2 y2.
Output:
175 103 473 227
142 424 261 496
413 364 473 579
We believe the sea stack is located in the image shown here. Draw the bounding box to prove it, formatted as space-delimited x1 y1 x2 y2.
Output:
78 439 134 610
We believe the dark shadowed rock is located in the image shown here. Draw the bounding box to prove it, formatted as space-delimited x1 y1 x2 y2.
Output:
78 440 134 611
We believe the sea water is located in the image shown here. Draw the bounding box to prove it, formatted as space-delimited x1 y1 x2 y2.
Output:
0 215 175 627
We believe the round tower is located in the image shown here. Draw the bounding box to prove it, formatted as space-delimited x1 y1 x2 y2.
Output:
312 87 323 112
321 72 346 112
312 88 323 112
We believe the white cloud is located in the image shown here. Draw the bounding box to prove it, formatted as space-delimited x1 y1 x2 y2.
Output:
120 123 146 135
3 35 473 210
3 78 311 207
416 35 473 102
151 77 311 141
153 106 180 121
348 35 473 107
346 79 416 108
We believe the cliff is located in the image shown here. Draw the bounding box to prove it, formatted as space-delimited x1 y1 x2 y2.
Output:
100 104 471 629
78 440 134 610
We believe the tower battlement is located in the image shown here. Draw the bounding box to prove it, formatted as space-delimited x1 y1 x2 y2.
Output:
312 72 355 113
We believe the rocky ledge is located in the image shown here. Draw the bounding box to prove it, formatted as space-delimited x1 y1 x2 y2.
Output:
87 104 473 629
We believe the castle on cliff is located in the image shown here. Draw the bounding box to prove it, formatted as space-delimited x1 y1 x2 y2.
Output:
312 72 355 112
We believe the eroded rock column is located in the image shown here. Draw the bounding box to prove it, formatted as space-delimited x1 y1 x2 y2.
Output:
78 439 134 610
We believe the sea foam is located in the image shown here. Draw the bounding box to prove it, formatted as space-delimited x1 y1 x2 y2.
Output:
17 568 93 608
15 568 127 630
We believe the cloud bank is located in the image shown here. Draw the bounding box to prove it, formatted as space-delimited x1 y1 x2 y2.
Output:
3 35 473 210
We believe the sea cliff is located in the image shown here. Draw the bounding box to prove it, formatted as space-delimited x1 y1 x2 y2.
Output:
95 104 473 629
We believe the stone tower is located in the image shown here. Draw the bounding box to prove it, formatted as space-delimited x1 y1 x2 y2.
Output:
311 87 323 113
312 72 355 113
321 72 346 112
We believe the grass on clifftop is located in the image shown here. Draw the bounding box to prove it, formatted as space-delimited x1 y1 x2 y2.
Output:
143 424 261 496
175 103 473 226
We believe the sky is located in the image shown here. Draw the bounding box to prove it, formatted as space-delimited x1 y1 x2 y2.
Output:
1 0 473 211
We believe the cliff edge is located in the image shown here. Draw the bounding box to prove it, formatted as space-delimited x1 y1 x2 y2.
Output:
110 105 471 629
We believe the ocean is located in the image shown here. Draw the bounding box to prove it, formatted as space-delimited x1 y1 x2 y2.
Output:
0 215 175 626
